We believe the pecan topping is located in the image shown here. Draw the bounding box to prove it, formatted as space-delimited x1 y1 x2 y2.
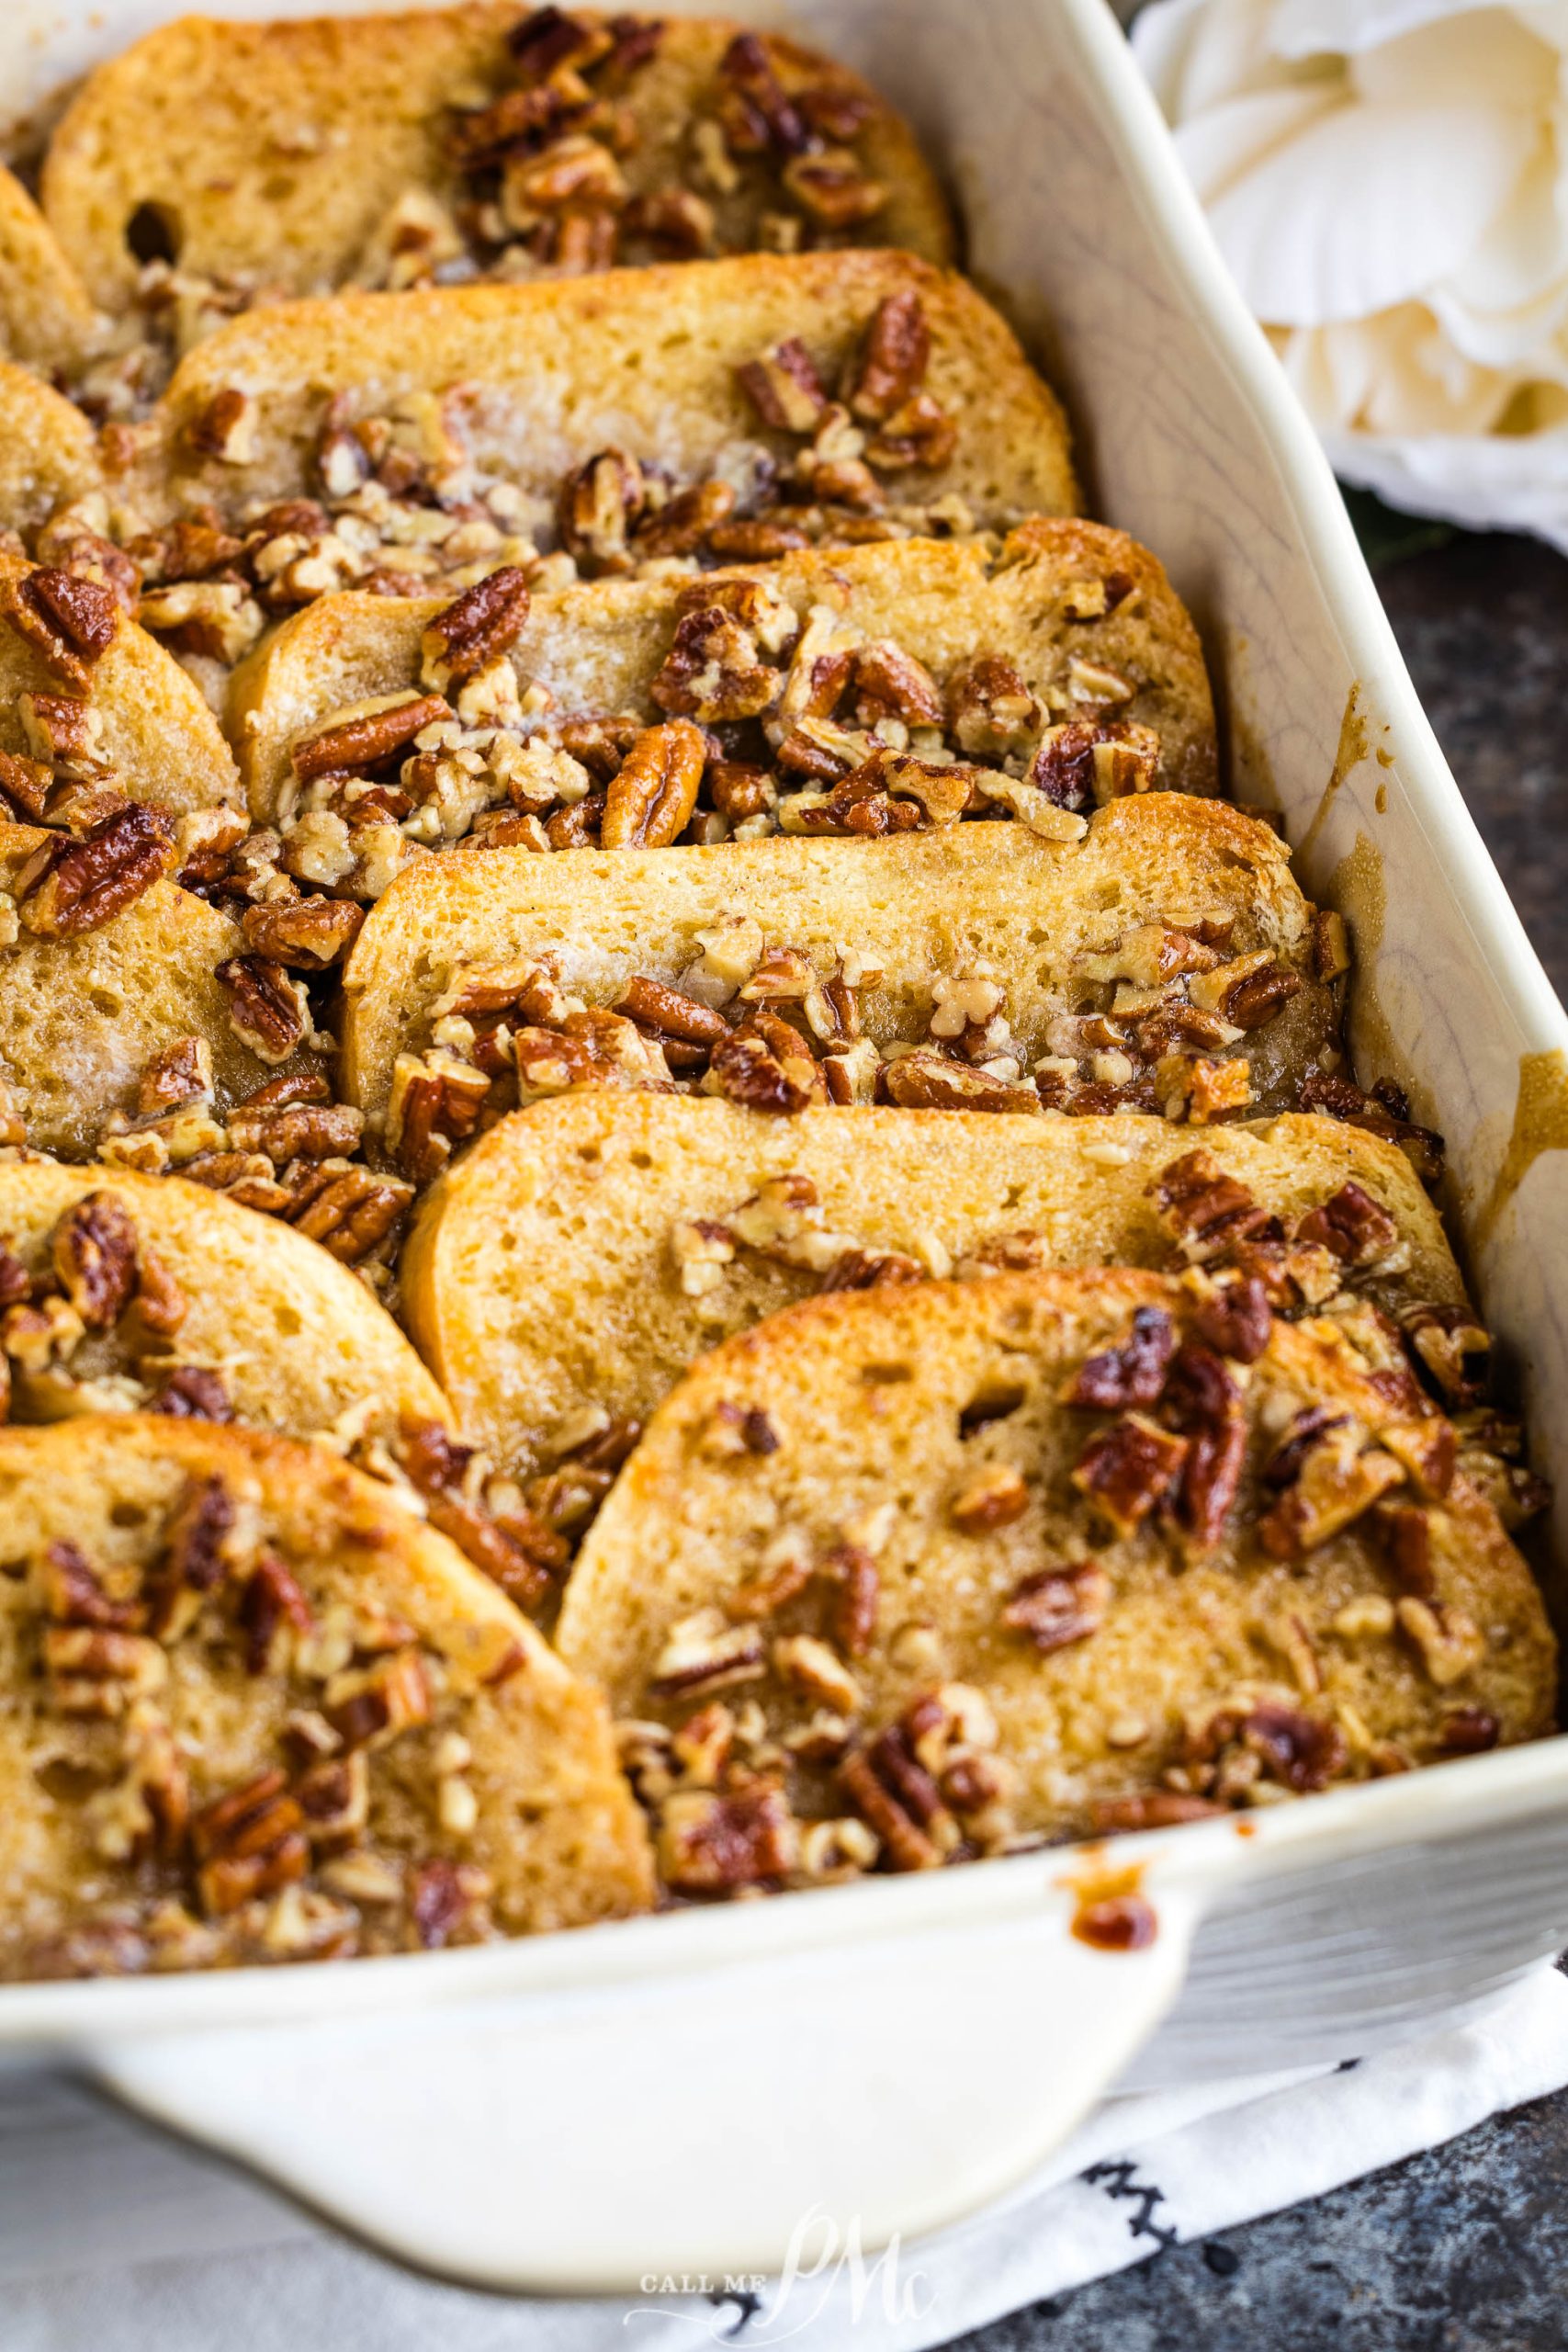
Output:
1065 1306 1176 1410
601 718 705 849
615 974 729 1048
782 149 887 228
326 1649 431 1750
1189 1271 1273 1364
650 1609 766 1698
879 1052 1038 1114
38 1540 144 1631
1401 1302 1490 1407
846 291 931 424
190 1770 309 1916
555 449 645 574
1028 718 1159 812
386 1050 493 1183
650 605 780 723
216 956 310 1065
419 566 531 691
657 1782 799 1894
1150 1151 1278 1264
737 337 829 433
1072 1414 1188 1536
1163 1342 1247 1553
1002 1562 1111 1652
147 1474 237 1637
51 1193 138 1329
718 31 812 154
1093 1791 1224 1834
838 1726 954 1871
4 567 119 689
288 1167 414 1263
1436 1706 1500 1757
948 1465 1030 1532
1186 1702 1348 1796
824 1542 880 1657
1258 1423 1404 1558
707 1021 819 1114
852 639 943 728
290 694 448 783
1294 1182 1399 1267
138 1035 214 1119
15 804 175 938
239 1549 313 1674
151 1366 234 1421
240 895 364 969
1299 1071 1445 1189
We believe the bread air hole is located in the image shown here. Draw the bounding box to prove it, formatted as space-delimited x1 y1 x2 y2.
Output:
126 200 182 267
958 1383 1026 1436
861 1362 913 1385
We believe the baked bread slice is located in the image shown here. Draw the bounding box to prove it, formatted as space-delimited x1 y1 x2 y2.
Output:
339 798 1340 1170
156 252 1069 531
402 1099 1467 1486
0 363 107 540
0 822 294 1159
0 1162 446 1442
0 556 243 823
0 169 99 374
41 11 952 317
0 1415 653 1978
556 1270 1555 1892
231 523 1207 860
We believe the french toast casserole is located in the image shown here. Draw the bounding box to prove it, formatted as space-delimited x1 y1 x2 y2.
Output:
0 5 1552 1982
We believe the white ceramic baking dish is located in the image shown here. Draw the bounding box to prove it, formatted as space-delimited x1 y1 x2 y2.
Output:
5 0 1568 2296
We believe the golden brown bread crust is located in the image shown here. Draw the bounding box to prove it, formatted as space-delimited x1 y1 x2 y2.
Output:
0 554 242 820
41 10 953 311
340 798 1334 1131
0 363 107 540
156 253 1067 520
557 1269 1555 1888
0 1161 448 1441
401 1099 1464 1481
0 822 282 1158
0 1414 653 1977
0 168 99 372
231 519 1202 826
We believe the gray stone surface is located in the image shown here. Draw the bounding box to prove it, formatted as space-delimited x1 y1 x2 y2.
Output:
953 525 1568 2350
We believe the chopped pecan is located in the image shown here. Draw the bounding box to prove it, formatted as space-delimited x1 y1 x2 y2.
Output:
147 1473 237 1637
151 1365 234 1420
239 1549 313 1673
1401 1302 1490 1407
556 450 646 574
852 639 943 728
650 605 780 723
38 1540 144 1631
845 291 930 424
601 718 705 849
1258 1423 1404 1558
782 148 887 228
51 1192 138 1329
1002 1562 1111 1652
327 1648 431 1749
821 1246 924 1289
838 1727 954 1871
15 803 175 937
718 30 812 154
649 1608 767 1697
137 1035 214 1120
186 387 259 466
290 694 448 783
1299 1071 1445 1189
216 956 310 1064
1150 1150 1278 1264
227 1101 365 1163
633 480 737 560
1028 718 1159 811
879 1052 1038 1114
945 655 1039 758
1187 1701 1348 1795
615 973 729 1049
823 1542 880 1657
1189 1271 1273 1365
1162 1342 1247 1552
190 1770 309 1916
448 81 573 169
423 1487 557 1613
700 1400 781 1459
1072 1413 1188 1536
1396 1596 1486 1687
1436 1706 1500 1757
622 187 715 258
4 567 118 689
386 1049 492 1183
288 1166 414 1263
706 1021 818 1114
737 337 829 433
241 895 364 968
1065 1306 1176 1410
657 1781 800 1894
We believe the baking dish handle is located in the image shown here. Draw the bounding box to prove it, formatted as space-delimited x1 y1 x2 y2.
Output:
76 1860 1215 2296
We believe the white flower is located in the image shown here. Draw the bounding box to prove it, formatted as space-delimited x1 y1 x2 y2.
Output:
1133 0 1568 545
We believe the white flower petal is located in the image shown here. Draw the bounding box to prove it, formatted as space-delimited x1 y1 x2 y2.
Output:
1131 0 1294 121
1272 0 1519 57
1325 421 1568 551
1276 308 1522 431
1350 11 1560 106
1172 84 1342 204
1206 97 1529 324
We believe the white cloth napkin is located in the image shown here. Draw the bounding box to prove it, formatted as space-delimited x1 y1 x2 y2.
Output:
3 1967 1565 2350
